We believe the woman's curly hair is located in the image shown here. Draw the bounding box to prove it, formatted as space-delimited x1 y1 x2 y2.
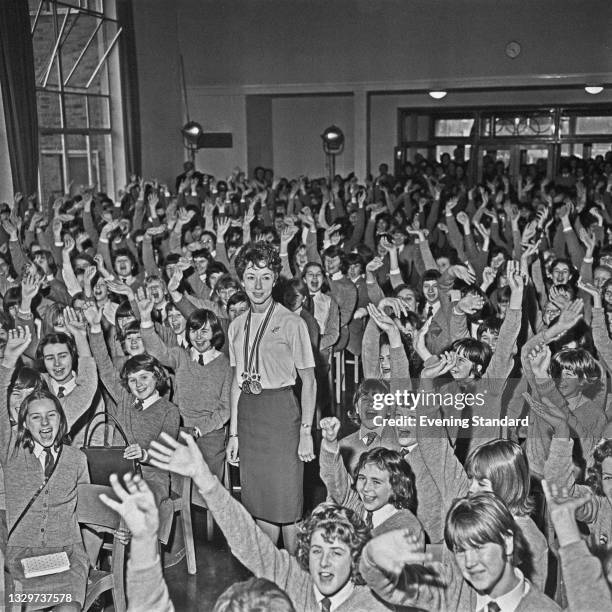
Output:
296 502 370 585
586 439 612 496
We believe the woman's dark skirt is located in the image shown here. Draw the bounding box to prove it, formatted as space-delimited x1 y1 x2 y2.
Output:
238 388 303 523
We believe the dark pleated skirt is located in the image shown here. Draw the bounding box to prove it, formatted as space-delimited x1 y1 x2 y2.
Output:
238 388 303 523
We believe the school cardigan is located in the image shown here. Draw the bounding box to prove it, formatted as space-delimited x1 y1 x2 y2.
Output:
127 478 392 612
0 365 89 548
319 444 425 544
40 355 98 446
359 541 561 612
140 325 231 435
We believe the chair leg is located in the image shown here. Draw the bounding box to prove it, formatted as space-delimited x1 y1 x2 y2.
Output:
334 353 342 405
181 502 197 575
205 509 214 541
341 351 347 393
354 354 360 384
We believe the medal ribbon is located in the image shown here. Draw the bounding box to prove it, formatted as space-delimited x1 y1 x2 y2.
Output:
243 301 276 383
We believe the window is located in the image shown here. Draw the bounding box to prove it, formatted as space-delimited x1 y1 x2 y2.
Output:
29 0 122 201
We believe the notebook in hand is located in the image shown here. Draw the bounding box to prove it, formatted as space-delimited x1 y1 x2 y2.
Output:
21 551 70 578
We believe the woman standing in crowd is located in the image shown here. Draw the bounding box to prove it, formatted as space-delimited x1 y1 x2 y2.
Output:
226 242 316 552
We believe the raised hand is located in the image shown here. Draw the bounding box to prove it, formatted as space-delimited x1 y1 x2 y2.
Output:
99 473 159 540
63 307 87 338
456 293 485 315
150 432 214 491
82 302 102 329
527 343 551 378
216 217 231 238
367 303 401 341
481 266 496 289
365 257 384 273
62 234 75 254
578 227 596 254
167 267 184 294
421 351 457 379
280 225 299 247
135 287 154 321
456 211 470 228
556 299 584 332
376 298 408 320
2 327 32 367
577 278 602 308
450 264 476 285
365 529 430 573
320 417 341 444
21 271 42 301
105 279 135 299
541 480 592 547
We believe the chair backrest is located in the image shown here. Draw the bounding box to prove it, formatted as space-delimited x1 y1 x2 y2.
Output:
77 484 127 611
77 484 122 531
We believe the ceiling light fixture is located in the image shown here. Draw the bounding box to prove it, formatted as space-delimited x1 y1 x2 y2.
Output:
428 90 448 100
585 85 604 95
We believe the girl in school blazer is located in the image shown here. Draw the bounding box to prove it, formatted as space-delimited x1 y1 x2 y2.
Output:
0 326 89 611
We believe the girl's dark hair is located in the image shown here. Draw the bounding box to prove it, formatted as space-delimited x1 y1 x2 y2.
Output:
120 354 169 394
586 439 612 495
186 309 225 350
450 338 493 378
550 348 602 397
14 389 69 453
11 366 46 393
234 242 282 280
353 447 417 513
36 332 78 373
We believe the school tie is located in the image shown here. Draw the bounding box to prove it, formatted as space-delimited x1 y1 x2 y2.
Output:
487 603 500 612
400 447 411 457
364 510 373 530
427 304 434 319
320 597 331 612
197 353 204 365
43 448 54 479
364 432 377 446
56 386 65 399
133 399 144 411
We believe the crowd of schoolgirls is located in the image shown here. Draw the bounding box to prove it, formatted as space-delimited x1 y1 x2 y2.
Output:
2 152 612 610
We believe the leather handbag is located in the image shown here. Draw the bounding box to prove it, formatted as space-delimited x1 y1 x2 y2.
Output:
81 412 140 485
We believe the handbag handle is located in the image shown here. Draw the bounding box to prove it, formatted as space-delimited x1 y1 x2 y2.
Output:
82 412 130 449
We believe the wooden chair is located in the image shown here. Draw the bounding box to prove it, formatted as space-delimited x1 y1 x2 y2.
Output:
5 486 126 612
167 474 197 575
77 484 127 612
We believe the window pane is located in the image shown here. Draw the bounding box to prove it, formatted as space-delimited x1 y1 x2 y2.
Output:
434 118 474 138
574 117 612 135
561 143 583 158
88 134 113 194
87 95 110 129
494 113 555 137
40 134 64 203
64 93 88 128
591 143 612 157
37 91 62 128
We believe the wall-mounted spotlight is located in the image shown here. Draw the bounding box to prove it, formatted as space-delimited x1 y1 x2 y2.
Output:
428 90 448 100
321 125 344 184
584 85 604 95
181 121 203 163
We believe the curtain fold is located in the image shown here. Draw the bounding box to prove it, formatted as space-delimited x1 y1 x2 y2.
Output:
0 0 39 200
117 0 142 178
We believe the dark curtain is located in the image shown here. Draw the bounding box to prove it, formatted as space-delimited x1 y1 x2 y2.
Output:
117 0 142 178
0 0 39 199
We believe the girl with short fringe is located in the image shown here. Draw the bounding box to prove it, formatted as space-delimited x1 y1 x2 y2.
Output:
83 304 179 503
0 327 89 611
138 294 231 485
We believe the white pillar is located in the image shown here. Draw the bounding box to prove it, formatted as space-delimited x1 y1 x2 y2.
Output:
353 89 368 181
